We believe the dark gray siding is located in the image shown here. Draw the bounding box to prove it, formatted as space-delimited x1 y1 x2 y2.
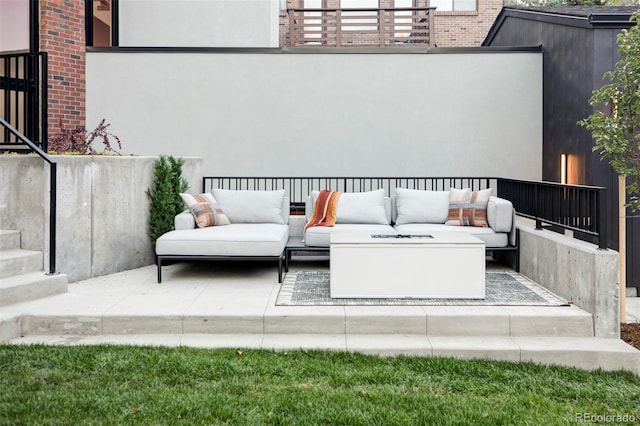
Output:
486 13 639 291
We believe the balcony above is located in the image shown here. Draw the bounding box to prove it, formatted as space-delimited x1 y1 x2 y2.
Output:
287 7 436 48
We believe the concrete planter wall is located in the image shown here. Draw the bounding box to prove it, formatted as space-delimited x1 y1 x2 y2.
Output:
518 224 620 338
0 155 203 283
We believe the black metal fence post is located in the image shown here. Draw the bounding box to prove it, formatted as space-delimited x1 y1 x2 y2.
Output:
535 182 543 230
48 162 57 274
598 187 608 250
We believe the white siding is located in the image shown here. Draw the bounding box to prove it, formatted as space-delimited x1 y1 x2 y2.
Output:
119 0 280 47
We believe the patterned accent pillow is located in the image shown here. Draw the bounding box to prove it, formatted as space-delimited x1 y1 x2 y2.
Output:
180 193 230 228
445 188 491 227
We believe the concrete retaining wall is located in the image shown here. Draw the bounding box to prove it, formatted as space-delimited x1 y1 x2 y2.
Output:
519 224 620 338
1 156 203 283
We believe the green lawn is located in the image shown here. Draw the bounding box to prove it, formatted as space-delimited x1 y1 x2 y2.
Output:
0 345 639 425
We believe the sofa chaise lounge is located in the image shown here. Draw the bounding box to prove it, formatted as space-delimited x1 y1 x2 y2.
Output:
155 189 289 283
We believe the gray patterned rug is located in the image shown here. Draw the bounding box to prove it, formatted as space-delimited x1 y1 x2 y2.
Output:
276 271 569 306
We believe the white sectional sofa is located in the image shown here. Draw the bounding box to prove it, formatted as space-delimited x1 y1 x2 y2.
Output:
155 189 289 283
156 186 519 283
302 187 519 270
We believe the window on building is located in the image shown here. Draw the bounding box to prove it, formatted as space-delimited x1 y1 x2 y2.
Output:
86 0 118 46
300 0 325 44
430 0 476 12
340 0 378 33
393 0 413 39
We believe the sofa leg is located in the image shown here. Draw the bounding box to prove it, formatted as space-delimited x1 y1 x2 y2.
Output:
515 229 520 272
278 255 283 283
157 257 163 283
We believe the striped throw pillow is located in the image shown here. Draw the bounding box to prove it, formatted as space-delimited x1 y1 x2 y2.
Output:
445 188 491 227
180 193 230 228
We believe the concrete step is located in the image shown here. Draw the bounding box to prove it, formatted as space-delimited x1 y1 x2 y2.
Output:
262 305 595 338
7 334 640 375
0 271 68 307
0 248 43 279
0 230 21 250
10 305 595 339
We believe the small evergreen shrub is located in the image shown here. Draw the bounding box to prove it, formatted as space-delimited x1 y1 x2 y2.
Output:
147 155 189 245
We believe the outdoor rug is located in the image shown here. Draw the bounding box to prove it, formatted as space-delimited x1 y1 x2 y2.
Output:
276 271 569 306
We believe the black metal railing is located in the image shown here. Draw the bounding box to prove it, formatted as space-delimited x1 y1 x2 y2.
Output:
203 176 495 214
0 118 57 274
497 178 607 249
203 176 608 249
0 52 48 151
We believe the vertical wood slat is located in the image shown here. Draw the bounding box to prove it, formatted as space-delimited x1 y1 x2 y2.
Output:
379 9 385 47
336 10 341 47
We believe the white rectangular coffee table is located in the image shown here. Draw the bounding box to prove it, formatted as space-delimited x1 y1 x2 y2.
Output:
330 232 485 299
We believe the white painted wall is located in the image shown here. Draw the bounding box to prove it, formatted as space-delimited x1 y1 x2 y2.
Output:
86 50 542 179
119 0 280 47
0 0 29 52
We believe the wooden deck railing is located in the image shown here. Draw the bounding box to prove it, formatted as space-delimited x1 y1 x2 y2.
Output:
288 7 436 48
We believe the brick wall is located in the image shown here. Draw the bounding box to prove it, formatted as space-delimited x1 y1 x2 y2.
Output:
433 0 504 47
40 0 86 137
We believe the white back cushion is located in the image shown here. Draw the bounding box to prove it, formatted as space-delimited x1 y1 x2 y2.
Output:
394 188 450 225
211 189 287 224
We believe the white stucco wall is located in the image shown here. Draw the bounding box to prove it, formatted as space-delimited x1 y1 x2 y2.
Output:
86 49 542 179
0 0 29 52
119 0 280 47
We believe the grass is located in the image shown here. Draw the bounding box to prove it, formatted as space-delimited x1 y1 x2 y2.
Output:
0 345 639 425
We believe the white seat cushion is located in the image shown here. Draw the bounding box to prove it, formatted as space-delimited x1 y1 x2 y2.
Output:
156 224 289 257
393 223 508 248
304 224 396 247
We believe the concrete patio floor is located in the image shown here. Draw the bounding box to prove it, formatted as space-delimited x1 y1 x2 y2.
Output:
1 258 639 375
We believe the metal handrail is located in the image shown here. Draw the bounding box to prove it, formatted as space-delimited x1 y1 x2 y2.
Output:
497 178 607 249
0 52 48 150
204 176 495 211
0 118 57 274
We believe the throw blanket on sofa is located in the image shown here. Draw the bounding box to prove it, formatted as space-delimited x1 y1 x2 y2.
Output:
304 189 342 235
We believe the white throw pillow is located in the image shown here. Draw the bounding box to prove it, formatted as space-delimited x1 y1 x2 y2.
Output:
211 189 285 224
394 188 450 225
337 189 388 224
309 189 389 224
